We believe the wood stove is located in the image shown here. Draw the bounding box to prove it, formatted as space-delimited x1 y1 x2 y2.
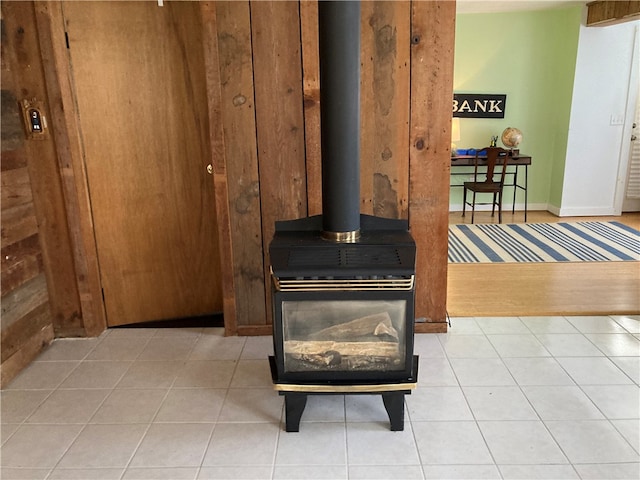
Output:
268 1 418 432
269 215 418 431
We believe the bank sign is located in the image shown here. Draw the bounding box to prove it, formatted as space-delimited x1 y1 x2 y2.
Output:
453 93 506 118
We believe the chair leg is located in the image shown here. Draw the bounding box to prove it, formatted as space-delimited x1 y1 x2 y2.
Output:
491 192 497 217
497 192 503 223
471 192 476 224
462 187 467 218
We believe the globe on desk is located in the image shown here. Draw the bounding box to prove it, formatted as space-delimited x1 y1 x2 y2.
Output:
501 127 523 148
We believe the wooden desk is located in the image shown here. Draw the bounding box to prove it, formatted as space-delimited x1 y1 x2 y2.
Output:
451 154 531 221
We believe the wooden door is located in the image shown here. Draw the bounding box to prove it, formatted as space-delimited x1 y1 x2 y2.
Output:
63 1 222 326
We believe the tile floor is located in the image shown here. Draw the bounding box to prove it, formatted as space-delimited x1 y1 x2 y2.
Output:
1 315 639 480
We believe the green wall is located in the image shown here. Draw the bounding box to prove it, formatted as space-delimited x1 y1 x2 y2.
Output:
452 6 582 211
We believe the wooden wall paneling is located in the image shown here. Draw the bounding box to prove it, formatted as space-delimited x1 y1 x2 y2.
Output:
201 2 238 335
34 1 106 336
250 1 308 331
300 0 322 217
409 1 456 333
213 1 267 332
1 5 54 387
586 1 640 26
360 1 411 219
2 1 84 336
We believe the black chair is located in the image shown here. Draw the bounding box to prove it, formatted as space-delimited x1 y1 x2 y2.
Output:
462 147 510 224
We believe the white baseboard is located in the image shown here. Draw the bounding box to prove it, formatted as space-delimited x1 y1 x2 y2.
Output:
556 206 618 217
449 202 549 213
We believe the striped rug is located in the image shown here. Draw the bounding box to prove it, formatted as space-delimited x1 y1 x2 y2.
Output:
448 221 640 263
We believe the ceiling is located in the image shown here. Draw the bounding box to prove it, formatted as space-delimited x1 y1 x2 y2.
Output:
456 0 587 14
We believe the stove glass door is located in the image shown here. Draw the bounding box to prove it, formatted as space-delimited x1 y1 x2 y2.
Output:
281 300 407 373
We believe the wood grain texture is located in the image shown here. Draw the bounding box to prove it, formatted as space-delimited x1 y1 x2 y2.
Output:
361 1 411 220
408 1 456 326
2 1 82 333
63 1 222 326
201 2 238 335
300 0 322 217
213 1 266 329
251 0 308 326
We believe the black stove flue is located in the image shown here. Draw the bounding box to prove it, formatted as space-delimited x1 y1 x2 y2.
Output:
268 0 418 432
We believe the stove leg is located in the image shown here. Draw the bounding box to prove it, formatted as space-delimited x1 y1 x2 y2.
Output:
284 393 307 432
382 392 405 431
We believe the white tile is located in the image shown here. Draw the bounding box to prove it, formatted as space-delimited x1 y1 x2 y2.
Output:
202 422 279 466
303 395 345 422
499 465 579 479
58 424 148 468
199 466 273 480
122 467 198 479
566 316 627 333
584 333 640 357
129 423 213 468
26 389 110 424
241 335 274 359
86 336 150 361
0 468 51 479
1 424 20 445
447 317 484 335
173 361 236 388
346 422 420 465
475 317 530 334
37 337 101 361
274 422 346 465
273 465 347 480
137 337 197 361
4 361 79 390
107 327 158 338
423 465 500 479
345 394 390 423
520 316 579 334
116 361 182 389
229 359 273 388
478 420 568 465
48 468 124 479
417 357 458 386
413 334 446 358
154 388 226 423
535 334 603 357
59 361 131 389
412 421 493 465
612 357 640 384
545 420 640 464
189 332 246 361
90 388 167 424
406 386 473 421
0 424 82 468
0 390 51 423
438 335 498 358
218 388 283 423
463 386 538 420
503 357 575 386
521 386 604 420
154 327 203 337
349 465 424 479
611 419 640 452
486 334 551 357
574 463 640 480
582 385 640 419
611 315 640 334
449 358 515 386
557 357 633 385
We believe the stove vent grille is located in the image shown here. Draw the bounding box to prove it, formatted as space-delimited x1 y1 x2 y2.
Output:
272 274 414 292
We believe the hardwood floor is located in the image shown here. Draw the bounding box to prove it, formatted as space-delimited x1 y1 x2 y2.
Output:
446 210 640 317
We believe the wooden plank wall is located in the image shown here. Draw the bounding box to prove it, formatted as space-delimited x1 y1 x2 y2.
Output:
205 1 454 334
1 4 53 387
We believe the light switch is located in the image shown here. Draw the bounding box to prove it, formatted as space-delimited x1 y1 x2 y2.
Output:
610 114 625 126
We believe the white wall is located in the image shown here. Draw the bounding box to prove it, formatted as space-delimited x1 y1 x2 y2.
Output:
559 18 640 216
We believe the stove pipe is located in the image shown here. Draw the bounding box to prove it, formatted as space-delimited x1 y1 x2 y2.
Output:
318 1 361 242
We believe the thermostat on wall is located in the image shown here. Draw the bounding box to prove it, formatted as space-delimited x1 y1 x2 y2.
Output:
21 98 48 140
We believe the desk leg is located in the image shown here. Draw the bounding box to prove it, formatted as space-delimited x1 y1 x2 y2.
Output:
524 165 528 222
512 165 518 215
